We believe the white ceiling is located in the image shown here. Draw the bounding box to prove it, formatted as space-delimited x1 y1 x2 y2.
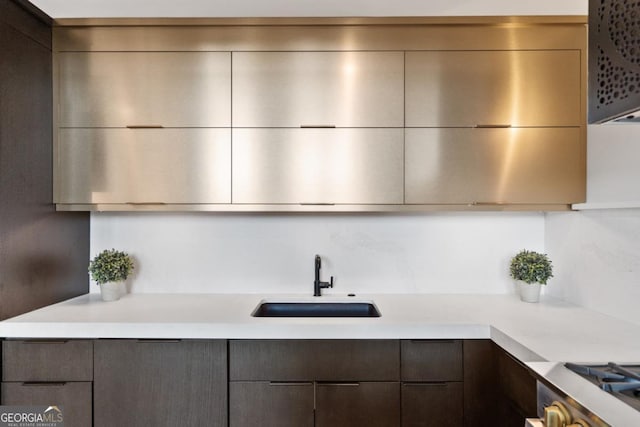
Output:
30 0 587 19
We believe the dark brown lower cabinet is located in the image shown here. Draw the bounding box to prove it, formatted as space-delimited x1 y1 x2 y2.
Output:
94 339 227 427
402 382 463 427
1 382 92 427
316 382 400 427
230 382 314 427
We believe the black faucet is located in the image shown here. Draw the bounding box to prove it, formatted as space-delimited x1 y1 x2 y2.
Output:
314 255 334 297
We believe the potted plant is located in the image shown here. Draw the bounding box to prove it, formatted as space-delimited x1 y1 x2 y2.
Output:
89 249 134 302
509 249 553 303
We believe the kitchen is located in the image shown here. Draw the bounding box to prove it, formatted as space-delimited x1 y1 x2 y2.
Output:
0 0 639 426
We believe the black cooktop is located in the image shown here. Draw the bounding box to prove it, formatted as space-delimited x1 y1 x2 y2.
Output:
565 362 640 412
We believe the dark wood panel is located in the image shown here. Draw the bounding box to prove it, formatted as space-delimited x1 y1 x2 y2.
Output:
316 382 401 427
0 0 51 49
230 339 400 381
495 344 537 424
230 382 314 427
1 381 91 427
402 382 463 427
94 339 227 427
463 340 498 427
0 14 89 321
2 340 93 382
401 340 463 382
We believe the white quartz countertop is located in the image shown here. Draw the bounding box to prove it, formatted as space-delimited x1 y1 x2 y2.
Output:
1 292 639 425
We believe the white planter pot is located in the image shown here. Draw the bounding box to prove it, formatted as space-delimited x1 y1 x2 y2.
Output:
518 281 541 303
100 281 123 302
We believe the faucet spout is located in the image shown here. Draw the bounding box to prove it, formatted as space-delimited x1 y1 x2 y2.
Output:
313 254 333 297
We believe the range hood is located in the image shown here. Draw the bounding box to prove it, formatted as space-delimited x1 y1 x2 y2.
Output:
588 0 640 124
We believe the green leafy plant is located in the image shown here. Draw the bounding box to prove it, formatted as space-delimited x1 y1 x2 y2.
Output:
509 250 553 285
88 249 134 285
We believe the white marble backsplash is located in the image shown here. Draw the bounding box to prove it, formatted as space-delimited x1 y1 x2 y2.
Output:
90 212 544 295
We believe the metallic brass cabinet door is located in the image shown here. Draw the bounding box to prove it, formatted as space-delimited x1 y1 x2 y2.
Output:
405 50 581 127
405 128 584 204
58 52 231 127
232 129 404 204
232 51 404 127
56 129 231 204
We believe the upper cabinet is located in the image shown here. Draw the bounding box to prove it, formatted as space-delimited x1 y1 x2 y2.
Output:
232 51 404 128
53 19 586 211
58 52 231 128
405 50 582 128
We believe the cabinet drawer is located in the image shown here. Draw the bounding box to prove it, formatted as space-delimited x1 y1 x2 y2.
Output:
1 382 92 427
56 128 231 204
59 51 231 127
401 340 463 382
405 128 585 204
230 382 314 427
230 340 400 381
405 50 581 127
232 51 404 127
2 340 92 382
402 382 463 427
232 129 403 204
316 382 400 427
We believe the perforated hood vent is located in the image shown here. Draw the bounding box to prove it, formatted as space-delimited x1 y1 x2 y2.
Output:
589 0 640 124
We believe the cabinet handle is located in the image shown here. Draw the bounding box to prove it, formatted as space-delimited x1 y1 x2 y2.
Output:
403 382 448 387
22 340 69 344
299 203 335 206
469 202 505 206
300 125 336 128
126 125 164 129
474 124 511 128
318 382 360 387
22 382 67 387
409 339 456 344
136 339 182 343
269 382 313 386
125 202 168 206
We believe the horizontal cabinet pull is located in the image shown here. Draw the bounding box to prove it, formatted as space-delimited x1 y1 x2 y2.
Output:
126 125 164 129
474 124 511 128
300 125 336 128
299 203 336 206
125 202 168 205
22 340 69 344
403 383 449 387
409 339 456 343
323 383 360 387
269 382 313 386
136 339 182 343
469 202 506 206
22 382 67 387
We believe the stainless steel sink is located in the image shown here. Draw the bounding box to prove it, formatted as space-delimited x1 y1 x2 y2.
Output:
251 300 381 318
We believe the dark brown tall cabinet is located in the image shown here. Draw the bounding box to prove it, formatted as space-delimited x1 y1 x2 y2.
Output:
0 0 89 321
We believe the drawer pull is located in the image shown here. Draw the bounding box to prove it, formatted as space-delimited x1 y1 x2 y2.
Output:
318 382 360 387
126 125 164 129
299 203 336 206
22 340 69 344
403 382 448 387
22 382 67 387
409 339 456 344
125 202 168 205
269 382 313 386
136 339 182 343
474 124 512 128
300 125 336 128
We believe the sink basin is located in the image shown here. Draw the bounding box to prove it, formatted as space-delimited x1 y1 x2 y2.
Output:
252 300 381 318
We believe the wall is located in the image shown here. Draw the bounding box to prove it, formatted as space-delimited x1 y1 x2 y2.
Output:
90 213 544 295
0 0 89 320
545 124 640 326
